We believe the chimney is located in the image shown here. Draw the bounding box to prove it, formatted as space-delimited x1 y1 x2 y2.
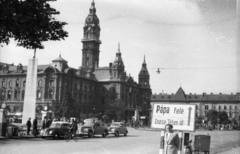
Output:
203 92 206 95
211 92 213 94
190 93 192 95
231 92 233 95
219 93 222 95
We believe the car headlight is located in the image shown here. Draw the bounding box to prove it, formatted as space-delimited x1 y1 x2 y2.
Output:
49 130 53 134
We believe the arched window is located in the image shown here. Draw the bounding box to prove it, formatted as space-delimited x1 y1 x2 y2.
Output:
9 81 12 87
38 80 42 87
49 80 54 87
23 81 26 87
229 106 232 110
14 90 18 100
22 90 25 100
235 106 238 110
2 81 5 87
37 90 41 99
85 85 87 92
224 105 227 110
7 90 11 100
218 106 221 110
16 80 19 87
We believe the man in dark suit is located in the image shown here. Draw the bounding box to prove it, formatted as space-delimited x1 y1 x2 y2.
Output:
33 117 38 137
26 118 31 135
46 117 52 128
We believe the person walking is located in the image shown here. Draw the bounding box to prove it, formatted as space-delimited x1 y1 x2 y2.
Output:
33 117 38 137
26 118 31 135
164 124 179 154
46 117 52 128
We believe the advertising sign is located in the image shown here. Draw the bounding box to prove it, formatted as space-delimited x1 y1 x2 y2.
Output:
151 103 196 132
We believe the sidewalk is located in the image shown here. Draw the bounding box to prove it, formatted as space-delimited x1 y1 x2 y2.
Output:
0 134 41 139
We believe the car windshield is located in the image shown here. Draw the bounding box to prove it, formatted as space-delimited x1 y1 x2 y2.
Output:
50 123 61 128
110 123 120 127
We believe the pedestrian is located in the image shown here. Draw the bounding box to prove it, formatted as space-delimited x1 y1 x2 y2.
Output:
42 116 47 130
26 118 31 135
33 117 38 136
164 124 179 154
46 117 52 128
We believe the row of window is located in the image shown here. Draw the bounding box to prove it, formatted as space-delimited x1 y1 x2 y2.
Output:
1 80 26 88
203 105 238 110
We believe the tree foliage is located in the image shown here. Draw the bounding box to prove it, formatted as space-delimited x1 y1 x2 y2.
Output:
0 0 68 49
52 93 78 118
218 111 229 124
206 109 218 124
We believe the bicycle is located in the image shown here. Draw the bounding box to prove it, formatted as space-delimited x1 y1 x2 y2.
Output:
64 129 79 142
184 140 193 154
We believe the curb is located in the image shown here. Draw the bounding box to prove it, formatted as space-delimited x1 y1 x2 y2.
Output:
0 135 41 139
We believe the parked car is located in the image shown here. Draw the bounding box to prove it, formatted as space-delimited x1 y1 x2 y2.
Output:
79 121 109 138
40 121 70 139
108 122 128 137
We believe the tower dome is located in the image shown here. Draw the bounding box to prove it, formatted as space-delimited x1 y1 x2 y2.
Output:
85 0 99 26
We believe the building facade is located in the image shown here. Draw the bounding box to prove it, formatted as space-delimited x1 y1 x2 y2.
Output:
0 1 152 122
151 87 240 120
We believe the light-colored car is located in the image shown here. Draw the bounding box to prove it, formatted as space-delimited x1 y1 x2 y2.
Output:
40 121 70 139
108 122 128 137
79 121 109 138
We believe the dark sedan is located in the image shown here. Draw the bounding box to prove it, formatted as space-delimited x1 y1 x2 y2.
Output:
40 121 70 139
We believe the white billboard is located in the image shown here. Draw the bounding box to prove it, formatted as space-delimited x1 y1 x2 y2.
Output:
151 103 196 132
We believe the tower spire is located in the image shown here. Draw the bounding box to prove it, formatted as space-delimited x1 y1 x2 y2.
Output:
118 42 120 53
144 55 146 63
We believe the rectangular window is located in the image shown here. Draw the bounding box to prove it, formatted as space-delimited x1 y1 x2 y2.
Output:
205 105 208 110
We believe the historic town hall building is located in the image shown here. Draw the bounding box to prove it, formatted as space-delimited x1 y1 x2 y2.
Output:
0 1 152 122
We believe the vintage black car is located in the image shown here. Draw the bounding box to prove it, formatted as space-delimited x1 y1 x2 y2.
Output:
79 121 109 138
108 122 128 137
40 121 70 139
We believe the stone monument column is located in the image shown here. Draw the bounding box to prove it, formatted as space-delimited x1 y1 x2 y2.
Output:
22 59 38 124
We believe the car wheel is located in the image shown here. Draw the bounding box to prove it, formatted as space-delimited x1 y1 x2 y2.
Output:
53 133 59 139
102 131 107 138
88 131 93 138
124 131 127 136
115 131 119 137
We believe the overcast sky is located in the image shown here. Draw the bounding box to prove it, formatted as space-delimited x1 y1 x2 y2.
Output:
0 0 239 95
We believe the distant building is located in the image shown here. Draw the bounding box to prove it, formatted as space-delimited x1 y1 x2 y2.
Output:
151 87 240 119
0 1 152 122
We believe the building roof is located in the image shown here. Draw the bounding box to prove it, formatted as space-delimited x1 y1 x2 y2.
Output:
151 87 240 102
52 55 68 63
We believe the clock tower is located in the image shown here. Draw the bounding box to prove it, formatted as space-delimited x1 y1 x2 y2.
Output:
81 0 101 72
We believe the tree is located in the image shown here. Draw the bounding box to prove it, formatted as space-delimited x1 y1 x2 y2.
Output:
52 92 78 119
0 0 68 57
218 111 229 124
195 116 204 125
206 109 218 124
